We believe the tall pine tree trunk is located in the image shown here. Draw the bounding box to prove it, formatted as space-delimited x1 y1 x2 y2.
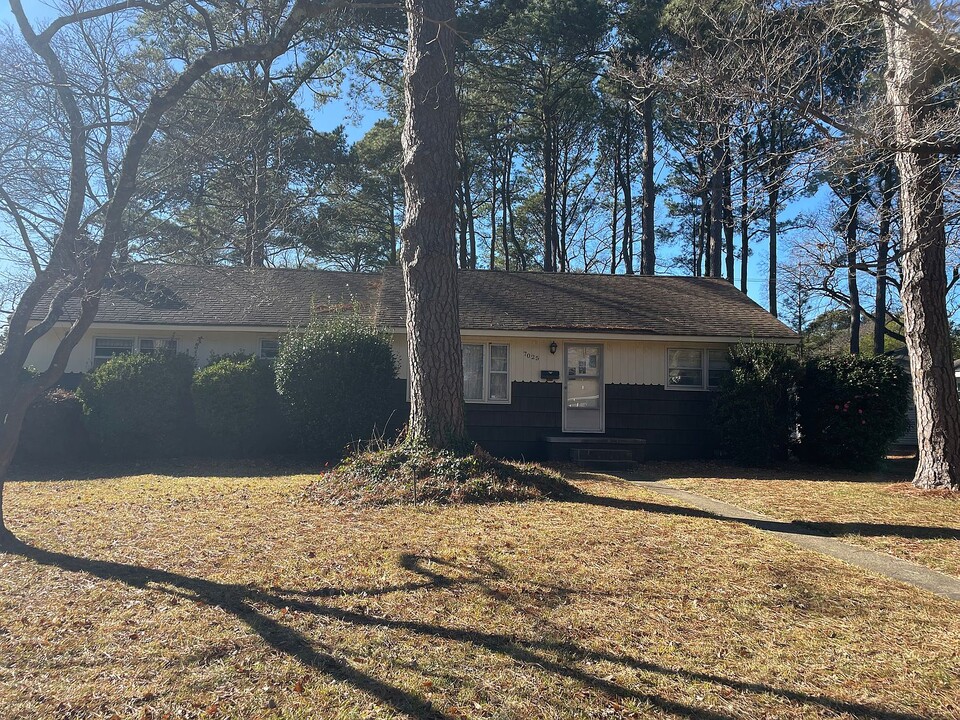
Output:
619 131 635 275
740 143 749 294
845 183 861 355
640 94 656 276
883 0 960 490
723 134 735 283
874 164 894 356
610 154 619 274
709 149 723 277
400 0 467 450
768 186 779 318
542 115 556 272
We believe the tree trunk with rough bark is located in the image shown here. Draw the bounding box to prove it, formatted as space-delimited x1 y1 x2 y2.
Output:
399 0 468 450
882 0 960 490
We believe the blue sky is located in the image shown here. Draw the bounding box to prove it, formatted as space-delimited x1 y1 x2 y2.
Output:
1 0 824 317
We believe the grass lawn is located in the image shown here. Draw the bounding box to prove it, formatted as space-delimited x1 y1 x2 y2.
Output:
654 461 960 578
1 462 958 719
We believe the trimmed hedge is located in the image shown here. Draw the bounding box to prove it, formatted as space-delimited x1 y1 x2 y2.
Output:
797 354 910 469
193 355 286 456
77 352 195 458
16 389 90 465
713 343 800 466
275 315 398 458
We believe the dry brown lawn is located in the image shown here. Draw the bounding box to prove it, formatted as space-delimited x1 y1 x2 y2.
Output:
655 461 960 578
0 462 958 719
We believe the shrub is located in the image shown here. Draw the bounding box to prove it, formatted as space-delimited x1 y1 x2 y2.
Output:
274 315 399 458
797 354 910 469
192 355 285 456
712 343 800 466
16 389 90 465
76 351 195 458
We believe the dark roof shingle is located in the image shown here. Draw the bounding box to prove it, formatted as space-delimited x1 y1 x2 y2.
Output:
36 264 797 340
377 267 797 340
37 265 381 328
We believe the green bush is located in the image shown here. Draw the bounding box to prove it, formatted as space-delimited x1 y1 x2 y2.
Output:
77 351 195 458
274 315 399 458
797 354 910 469
192 355 285 456
16 389 90 465
713 343 800 466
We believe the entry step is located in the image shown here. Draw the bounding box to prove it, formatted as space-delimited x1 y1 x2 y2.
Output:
544 436 646 464
570 448 639 470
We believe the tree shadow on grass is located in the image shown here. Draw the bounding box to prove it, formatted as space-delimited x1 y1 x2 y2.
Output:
0 538 937 720
571 491 960 542
7 457 327 483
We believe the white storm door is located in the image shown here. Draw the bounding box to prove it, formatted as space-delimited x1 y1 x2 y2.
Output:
563 344 604 433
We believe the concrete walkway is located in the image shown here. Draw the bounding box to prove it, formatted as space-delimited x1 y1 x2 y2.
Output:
638 480 960 602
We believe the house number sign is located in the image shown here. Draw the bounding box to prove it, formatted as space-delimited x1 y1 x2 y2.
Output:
523 351 540 361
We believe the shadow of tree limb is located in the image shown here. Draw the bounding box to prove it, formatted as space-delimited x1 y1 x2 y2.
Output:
572 492 960 541
2 538 939 720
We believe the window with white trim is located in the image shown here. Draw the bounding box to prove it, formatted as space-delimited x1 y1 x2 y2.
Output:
707 349 731 389
666 348 730 390
93 338 134 367
462 343 510 403
260 338 280 360
138 338 178 355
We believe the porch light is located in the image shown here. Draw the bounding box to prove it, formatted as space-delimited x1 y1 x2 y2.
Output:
549 341 558 355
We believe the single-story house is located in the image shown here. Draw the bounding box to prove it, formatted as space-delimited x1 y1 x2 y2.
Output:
26 264 798 460
886 348 960 452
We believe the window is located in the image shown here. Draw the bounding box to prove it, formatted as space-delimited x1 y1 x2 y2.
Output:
260 338 280 360
139 338 177 355
707 350 731 389
462 343 510 403
667 348 730 390
93 338 133 367
667 349 703 388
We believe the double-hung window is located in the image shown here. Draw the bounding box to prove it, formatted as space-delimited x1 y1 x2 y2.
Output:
666 348 730 390
462 343 510 403
93 338 134 367
707 349 732 389
139 338 177 356
260 338 280 361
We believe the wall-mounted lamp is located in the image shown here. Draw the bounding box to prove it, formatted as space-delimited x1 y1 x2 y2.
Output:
549 341 558 355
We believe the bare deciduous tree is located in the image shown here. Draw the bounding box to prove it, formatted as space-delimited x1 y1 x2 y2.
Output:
0 0 351 543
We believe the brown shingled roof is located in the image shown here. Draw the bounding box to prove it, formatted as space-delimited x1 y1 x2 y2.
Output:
34 264 381 328
377 267 797 340
35 263 797 340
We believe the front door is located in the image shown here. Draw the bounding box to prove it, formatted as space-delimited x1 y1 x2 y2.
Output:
563 344 604 433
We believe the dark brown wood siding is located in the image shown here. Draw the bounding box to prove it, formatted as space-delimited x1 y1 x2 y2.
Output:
389 380 717 460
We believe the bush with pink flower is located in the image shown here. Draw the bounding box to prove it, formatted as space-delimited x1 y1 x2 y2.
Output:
797 355 910 469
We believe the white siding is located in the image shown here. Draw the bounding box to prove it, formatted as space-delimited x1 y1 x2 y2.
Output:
28 324 732 388
392 332 730 386
26 327 283 374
